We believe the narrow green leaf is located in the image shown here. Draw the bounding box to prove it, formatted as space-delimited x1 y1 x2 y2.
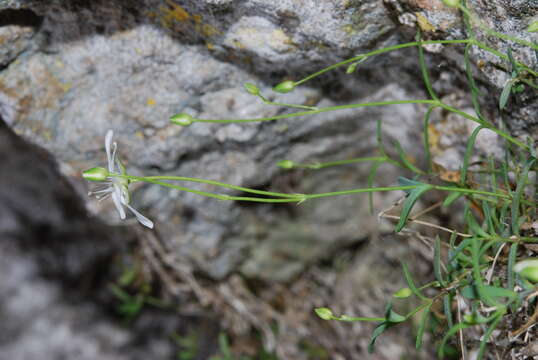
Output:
464 43 484 120
438 322 471 358
507 243 518 293
434 236 446 287
376 119 386 156
387 309 407 323
507 47 519 77
416 30 438 101
511 158 535 234
394 140 426 175
422 106 435 173
461 125 484 185
395 184 432 232
480 285 517 301
466 210 490 238
499 80 513 110
443 294 453 329
449 238 473 269
368 322 389 353
401 262 428 300
477 313 503 360
416 303 432 349
443 191 462 207
368 162 382 214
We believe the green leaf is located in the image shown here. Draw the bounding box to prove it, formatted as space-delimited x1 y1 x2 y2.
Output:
480 285 517 301
443 294 453 329
394 140 426 175
511 158 536 234
395 182 432 232
416 303 432 349
478 313 503 360
416 30 438 101
434 236 446 287
422 106 435 173
507 47 520 77
387 309 406 323
464 43 484 121
401 262 428 300
443 191 462 207
461 125 484 185
368 322 389 353
438 322 471 358
499 80 513 110
368 162 382 215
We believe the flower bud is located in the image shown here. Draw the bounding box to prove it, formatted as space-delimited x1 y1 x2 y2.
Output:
442 0 460 7
393 287 412 298
243 82 260 95
315 307 334 320
277 160 295 169
514 259 538 282
170 113 194 126
82 167 109 181
273 80 296 94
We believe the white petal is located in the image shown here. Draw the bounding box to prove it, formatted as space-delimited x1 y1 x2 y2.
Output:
125 203 154 229
105 130 114 172
111 188 126 219
110 142 118 173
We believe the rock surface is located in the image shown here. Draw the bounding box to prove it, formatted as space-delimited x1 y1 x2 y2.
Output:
0 0 536 358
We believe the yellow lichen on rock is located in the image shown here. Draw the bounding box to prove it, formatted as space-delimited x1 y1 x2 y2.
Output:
415 12 436 32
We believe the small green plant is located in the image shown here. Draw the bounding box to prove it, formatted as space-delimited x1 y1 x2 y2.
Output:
82 0 538 357
109 261 167 320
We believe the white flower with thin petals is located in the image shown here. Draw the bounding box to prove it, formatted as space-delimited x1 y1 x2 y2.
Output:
83 130 154 229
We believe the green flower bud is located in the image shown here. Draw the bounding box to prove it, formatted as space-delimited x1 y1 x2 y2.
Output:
393 287 412 298
277 160 295 169
273 80 296 94
243 82 260 95
527 21 538 33
442 0 460 7
82 167 109 181
170 113 194 126
315 307 334 320
514 259 538 282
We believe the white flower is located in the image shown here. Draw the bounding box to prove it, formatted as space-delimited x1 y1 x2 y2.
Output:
84 130 154 229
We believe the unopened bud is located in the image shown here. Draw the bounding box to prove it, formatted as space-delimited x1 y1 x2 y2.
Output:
82 167 109 181
244 82 260 95
273 80 296 94
277 160 295 169
170 113 194 126
315 307 334 320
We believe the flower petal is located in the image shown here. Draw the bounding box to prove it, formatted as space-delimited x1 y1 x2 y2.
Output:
125 203 154 229
105 130 114 172
111 187 126 219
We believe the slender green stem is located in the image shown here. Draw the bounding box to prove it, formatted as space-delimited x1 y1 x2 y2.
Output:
437 103 529 150
294 40 473 86
115 174 304 199
459 5 538 51
431 185 511 200
258 94 318 111
290 156 398 169
191 100 438 124
334 316 386 322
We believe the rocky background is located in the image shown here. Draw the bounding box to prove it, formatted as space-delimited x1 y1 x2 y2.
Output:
0 0 536 359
